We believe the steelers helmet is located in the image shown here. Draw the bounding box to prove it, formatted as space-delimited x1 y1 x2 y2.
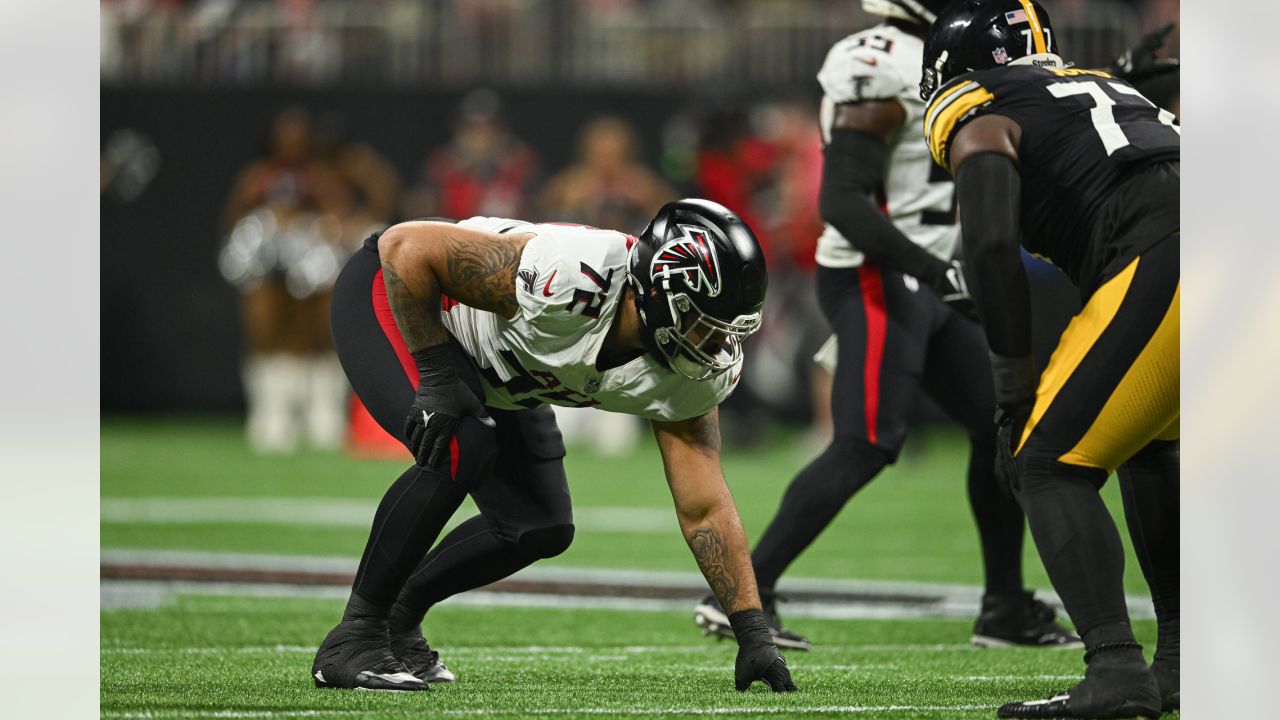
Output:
920 0 1059 100
627 199 767 381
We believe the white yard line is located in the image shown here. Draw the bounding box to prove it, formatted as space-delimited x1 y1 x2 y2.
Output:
98 548 1155 615
102 707 998 719
99 556 1156 621
956 675 1079 681
101 497 673 534
98 707 360 712
104 642 1064 685
102 640 977 653
99 579 976 619
443 708 998 716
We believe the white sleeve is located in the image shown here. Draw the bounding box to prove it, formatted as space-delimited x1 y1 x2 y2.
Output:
515 233 584 331
457 216 535 234
508 229 619 358
816 36 911 104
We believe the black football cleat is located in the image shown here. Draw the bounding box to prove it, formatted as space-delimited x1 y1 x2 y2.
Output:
996 689 1160 719
972 591 1083 649
311 617 427 691
694 592 811 651
391 628 457 684
997 645 1161 719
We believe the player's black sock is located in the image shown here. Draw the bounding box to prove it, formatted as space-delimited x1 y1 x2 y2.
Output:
390 515 532 628
965 425 1027 596
1015 459 1131 637
750 439 889 591
392 513 574 629
349 464 468 611
1118 441 1179 667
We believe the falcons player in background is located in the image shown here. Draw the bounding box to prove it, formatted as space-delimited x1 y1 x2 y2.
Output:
695 0 1077 650
310 199 796 694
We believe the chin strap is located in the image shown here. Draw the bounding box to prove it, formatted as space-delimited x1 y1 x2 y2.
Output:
626 271 670 368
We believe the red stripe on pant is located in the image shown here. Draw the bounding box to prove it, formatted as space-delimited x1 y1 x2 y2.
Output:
858 265 887 445
371 268 460 479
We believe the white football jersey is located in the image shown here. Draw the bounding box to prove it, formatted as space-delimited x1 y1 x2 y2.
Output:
815 23 959 269
440 217 742 422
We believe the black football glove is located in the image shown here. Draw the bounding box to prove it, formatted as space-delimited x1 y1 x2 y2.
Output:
404 344 493 470
994 404 1030 497
989 352 1037 497
1112 22 1179 84
729 609 797 692
934 259 979 322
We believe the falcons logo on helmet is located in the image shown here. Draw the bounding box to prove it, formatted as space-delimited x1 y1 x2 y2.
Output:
650 225 723 298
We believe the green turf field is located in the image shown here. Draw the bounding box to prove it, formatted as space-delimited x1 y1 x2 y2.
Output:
102 417 1164 719
101 417 1148 592
101 595 1166 719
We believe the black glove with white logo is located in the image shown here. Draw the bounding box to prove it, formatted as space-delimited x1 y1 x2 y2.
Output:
729 609 797 692
933 259 979 321
990 352 1037 497
404 344 493 470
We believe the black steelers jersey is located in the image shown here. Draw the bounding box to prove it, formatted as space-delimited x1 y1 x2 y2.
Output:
924 63 1180 292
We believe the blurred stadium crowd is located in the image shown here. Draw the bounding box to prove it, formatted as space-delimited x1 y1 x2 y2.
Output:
100 0 1178 456
101 0 1176 89
206 92 828 455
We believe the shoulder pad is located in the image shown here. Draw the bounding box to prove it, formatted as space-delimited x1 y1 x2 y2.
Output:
515 225 629 324
923 75 995 171
818 30 910 104
458 216 534 234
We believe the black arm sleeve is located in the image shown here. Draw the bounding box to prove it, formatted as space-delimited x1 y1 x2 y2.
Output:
955 152 1031 362
820 129 950 286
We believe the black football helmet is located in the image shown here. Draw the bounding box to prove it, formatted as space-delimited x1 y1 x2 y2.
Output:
627 199 767 381
862 0 952 26
920 0 1059 101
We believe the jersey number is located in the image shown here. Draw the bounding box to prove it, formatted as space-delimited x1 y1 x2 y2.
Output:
1047 80 1180 156
853 35 894 53
563 262 614 319
1020 27 1052 55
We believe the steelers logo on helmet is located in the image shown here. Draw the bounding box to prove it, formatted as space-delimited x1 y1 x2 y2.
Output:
626 199 767 381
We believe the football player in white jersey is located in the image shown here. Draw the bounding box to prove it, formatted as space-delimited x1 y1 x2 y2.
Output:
311 199 796 694
694 0 1076 651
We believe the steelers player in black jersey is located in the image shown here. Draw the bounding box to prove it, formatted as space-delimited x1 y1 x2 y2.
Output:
920 1 1179 718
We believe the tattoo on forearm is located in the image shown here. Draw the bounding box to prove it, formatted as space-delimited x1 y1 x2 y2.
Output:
681 412 722 455
382 260 448 351
689 526 737 610
443 231 522 318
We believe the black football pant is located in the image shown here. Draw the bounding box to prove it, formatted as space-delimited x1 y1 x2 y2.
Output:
329 245 574 629
1012 236 1179 651
1118 440 1179 666
751 263 1026 597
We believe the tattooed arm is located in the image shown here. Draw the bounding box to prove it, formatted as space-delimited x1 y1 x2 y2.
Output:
651 408 761 614
657 410 797 692
378 221 532 466
376 220 533 352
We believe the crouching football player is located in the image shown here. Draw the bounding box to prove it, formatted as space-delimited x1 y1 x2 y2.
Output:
311 199 796 694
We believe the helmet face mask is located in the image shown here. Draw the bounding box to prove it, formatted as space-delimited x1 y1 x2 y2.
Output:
626 199 767 382
655 291 760 381
920 0 1059 101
